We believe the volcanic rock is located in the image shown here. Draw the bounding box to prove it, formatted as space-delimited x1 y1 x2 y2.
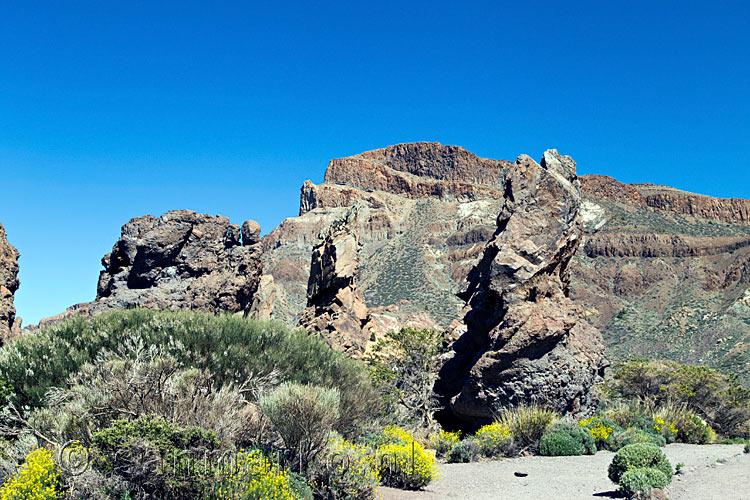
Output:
435 151 607 425
262 143 510 328
0 223 20 340
297 207 372 354
92 210 263 315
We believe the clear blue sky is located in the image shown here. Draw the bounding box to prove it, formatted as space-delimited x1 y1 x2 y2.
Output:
1 1 748 325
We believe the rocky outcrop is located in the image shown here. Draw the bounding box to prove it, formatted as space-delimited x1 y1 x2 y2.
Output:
435 151 607 426
0 223 21 339
91 210 263 315
297 208 372 355
581 175 750 226
262 143 510 328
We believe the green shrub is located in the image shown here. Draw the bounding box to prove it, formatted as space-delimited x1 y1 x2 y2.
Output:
430 430 461 458
259 383 340 472
608 443 673 485
445 437 479 463
618 467 669 498
609 358 750 437
309 436 379 500
0 309 378 433
365 328 446 428
611 427 666 451
32 342 252 447
0 448 61 500
539 423 596 456
677 414 716 444
92 415 219 499
474 422 512 458
496 404 557 452
579 416 620 451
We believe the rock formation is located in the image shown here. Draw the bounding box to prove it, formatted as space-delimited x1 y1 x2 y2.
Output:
262 142 510 329
29 142 750 384
0 223 21 339
435 151 607 426
90 210 262 315
297 208 372 354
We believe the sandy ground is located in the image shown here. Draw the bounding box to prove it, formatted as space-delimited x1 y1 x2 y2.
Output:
378 444 749 500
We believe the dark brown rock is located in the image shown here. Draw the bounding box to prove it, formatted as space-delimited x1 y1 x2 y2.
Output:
92 209 262 315
435 150 607 426
0 223 20 340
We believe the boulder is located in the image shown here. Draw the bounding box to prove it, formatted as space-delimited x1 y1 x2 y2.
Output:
92 210 263 315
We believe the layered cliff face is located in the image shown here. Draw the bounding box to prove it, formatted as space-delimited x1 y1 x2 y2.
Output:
49 210 265 319
573 176 750 380
434 151 606 425
0 223 21 339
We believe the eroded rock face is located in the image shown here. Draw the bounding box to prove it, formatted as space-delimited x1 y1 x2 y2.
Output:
0 223 20 339
92 210 262 315
262 143 510 328
297 208 371 355
435 151 607 426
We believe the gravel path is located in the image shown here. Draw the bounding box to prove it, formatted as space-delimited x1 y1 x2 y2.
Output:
378 444 749 500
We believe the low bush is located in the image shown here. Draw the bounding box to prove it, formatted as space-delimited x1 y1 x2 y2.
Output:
496 404 557 452
259 383 340 472
474 422 513 458
375 427 437 490
445 437 480 463
309 436 379 500
539 423 596 456
611 427 666 451
375 438 438 490
651 416 678 444
608 443 673 485
608 358 750 437
92 415 219 499
430 430 461 458
618 467 669 498
0 448 61 500
579 416 619 451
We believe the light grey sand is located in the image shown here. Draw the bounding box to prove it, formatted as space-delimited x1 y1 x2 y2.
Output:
378 444 749 500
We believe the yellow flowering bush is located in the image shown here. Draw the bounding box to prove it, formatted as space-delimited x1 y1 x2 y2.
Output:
474 423 512 457
382 425 415 445
652 417 678 443
212 449 302 500
0 448 61 500
430 430 461 457
375 439 438 490
310 437 379 500
579 417 616 450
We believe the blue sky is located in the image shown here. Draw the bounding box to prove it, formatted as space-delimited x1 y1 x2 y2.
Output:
1 1 748 325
